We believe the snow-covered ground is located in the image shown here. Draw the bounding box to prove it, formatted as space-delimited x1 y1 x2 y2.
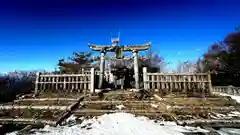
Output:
7 113 209 135
217 128 240 135
6 92 240 135
213 92 240 103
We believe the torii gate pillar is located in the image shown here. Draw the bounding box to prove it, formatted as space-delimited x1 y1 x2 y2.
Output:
98 50 105 89
132 50 140 90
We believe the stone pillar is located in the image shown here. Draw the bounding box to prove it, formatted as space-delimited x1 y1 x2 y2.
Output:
98 50 105 89
133 50 139 90
207 71 212 95
90 68 95 93
34 72 40 97
143 67 147 90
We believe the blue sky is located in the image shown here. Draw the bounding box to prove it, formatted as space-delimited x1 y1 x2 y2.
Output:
0 0 239 72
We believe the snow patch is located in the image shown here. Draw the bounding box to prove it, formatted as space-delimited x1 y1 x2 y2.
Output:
66 115 77 123
213 92 240 103
150 103 158 108
228 111 240 117
116 104 126 110
7 113 209 135
217 128 240 135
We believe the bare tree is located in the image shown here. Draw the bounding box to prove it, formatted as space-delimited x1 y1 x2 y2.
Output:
176 61 197 73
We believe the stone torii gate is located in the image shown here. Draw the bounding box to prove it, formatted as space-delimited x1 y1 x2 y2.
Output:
88 37 151 90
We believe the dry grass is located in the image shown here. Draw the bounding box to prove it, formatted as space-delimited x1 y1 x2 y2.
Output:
159 91 218 98
77 90 240 122
102 90 155 101
1 89 238 126
0 109 63 121
3 100 75 106
36 91 85 98
82 102 160 110
163 97 237 106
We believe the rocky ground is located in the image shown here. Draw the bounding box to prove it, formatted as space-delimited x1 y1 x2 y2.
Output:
2 89 240 135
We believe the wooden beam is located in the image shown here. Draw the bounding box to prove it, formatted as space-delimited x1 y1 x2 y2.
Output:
82 100 158 104
153 94 163 101
178 119 240 128
74 109 163 113
172 105 235 111
17 125 32 135
93 56 148 60
88 43 114 52
37 81 90 84
147 72 208 75
88 43 151 52
39 74 91 77
122 43 151 51
103 91 133 95
0 118 56 126
0 105 68 110
56 96 85 126
14 98 79 102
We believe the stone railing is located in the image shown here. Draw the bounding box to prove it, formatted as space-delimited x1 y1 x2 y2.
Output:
142 67 212 94
34 68 95 95
212 85 240 96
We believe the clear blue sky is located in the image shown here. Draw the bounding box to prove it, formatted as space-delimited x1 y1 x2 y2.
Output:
0 0 239 72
